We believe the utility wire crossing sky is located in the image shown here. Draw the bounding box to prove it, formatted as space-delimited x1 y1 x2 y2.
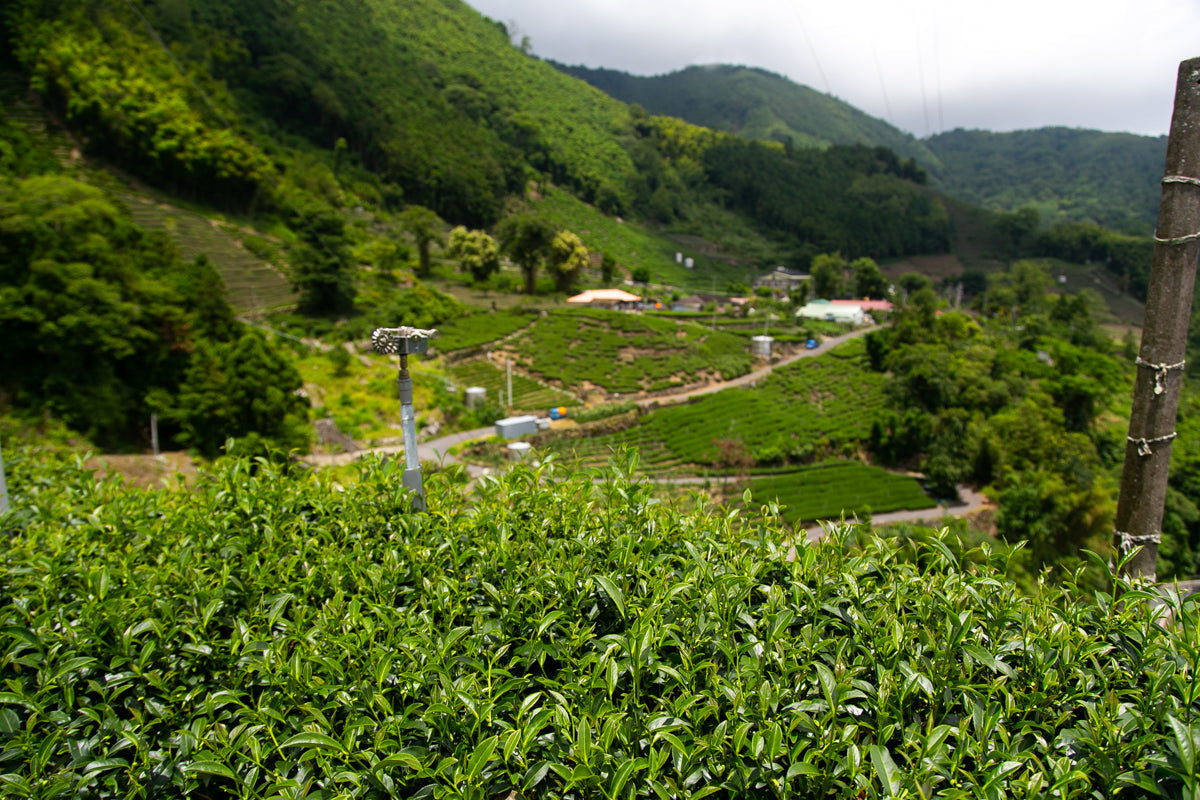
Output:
466 0 1199 138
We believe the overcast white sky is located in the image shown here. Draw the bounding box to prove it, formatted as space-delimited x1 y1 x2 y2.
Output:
464 0 1200 138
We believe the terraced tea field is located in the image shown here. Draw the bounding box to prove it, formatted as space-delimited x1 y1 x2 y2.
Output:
503 307 754 396
547 338 886 472
122 195 296 312
447 359 581 411
435 309 539 352
745 460 935 523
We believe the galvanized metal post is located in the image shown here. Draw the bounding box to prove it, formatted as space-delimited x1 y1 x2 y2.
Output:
1113 57 1200 581
372 326 439 512
0 440 9 515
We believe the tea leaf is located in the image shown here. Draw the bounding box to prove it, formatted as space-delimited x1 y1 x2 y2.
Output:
280 732 344 753
870 744 903 796
465 735 498 782
183 761 237 780
595 575 626 619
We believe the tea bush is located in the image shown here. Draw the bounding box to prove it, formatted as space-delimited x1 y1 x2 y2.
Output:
507 308 754 395
0 448 1197 799
560 339 886 470
447 360 580 410
746 461 936 523
435 311 539 353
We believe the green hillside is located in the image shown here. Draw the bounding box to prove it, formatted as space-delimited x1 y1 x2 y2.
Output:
553 63 940 169
120 195 296 313
924 127 1167 232
556 63 1166 236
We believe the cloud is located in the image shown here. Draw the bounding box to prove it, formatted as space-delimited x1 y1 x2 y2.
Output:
466 0 1200 137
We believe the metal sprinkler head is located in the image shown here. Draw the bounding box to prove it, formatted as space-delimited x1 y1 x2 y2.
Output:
372 326 439 511
371 326 440 357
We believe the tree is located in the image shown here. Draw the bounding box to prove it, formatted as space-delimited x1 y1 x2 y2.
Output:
171 332 310 458
290 205 355 315
0 175 194 446
548 230 589 294
810 253 845 299
791 280 810 308
446 226 501 284
896 272 933 300
711 437 754 494
600 253 617 285
631 266 651 285
851 257 889 299
401 205 444 279
498 215 554 295
995 207 1040 258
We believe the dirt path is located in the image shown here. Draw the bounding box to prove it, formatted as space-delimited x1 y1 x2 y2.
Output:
799 484 989 541
303 325 880 468
637 325 878 407
646 473 989 536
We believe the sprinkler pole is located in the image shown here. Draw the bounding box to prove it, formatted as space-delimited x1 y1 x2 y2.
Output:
372 326 439 511
0 440 8 516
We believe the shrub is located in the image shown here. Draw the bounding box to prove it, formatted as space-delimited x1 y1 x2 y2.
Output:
0 449 1196 798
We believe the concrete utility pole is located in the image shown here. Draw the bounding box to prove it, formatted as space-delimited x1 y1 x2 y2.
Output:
1113 57 1200 580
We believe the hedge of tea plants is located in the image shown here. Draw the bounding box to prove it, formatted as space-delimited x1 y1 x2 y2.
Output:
559 339 886 471
506 308 754 395
744 461 936 523
0 448 1197 799
446 360 581 411
434 310 539 353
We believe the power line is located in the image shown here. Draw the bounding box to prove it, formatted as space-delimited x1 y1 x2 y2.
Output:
932 22 944 134
915 23 931 137
791 9 832 95
871 45 894 126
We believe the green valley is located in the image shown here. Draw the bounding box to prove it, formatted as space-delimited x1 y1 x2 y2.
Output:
2 0 1200 794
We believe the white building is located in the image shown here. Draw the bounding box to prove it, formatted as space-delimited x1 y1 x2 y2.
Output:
796 300 865 325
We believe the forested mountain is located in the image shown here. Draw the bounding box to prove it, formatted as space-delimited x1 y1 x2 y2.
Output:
0 0 951 257
553 63 940 168
924 128 1167 233
557 63 1168 234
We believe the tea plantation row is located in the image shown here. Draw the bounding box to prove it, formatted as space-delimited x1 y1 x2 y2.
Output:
0 449 1196 799
446 360 580 411
434 310 539 353
506 308 755 395
745 461 937 524
557 338 885 470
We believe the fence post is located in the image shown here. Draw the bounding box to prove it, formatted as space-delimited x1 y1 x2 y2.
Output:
1113 57 1200 580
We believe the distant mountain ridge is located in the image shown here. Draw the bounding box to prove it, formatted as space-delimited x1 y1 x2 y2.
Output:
557 62 1166 233
923 128 1167 233
552 63 939 169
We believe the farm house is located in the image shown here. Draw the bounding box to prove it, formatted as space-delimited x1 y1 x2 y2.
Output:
796 299 866 324
565 288 642 310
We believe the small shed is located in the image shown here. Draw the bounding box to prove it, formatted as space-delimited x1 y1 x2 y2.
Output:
495 414 539 439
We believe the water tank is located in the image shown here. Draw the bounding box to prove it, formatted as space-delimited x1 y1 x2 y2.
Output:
507 441 533 462
751 335 774 357
465 386 486 409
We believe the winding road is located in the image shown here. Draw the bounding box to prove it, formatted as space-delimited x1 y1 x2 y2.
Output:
307 324 880 468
